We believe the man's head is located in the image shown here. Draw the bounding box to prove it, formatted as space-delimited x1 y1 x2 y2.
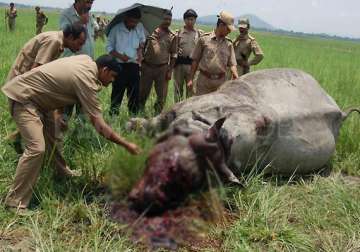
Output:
238 18 250 35
160 9 172 29
35 6 40 12
183 9 197 29
78 9 90 25
63 23 87 53
124 8 141 30
95 55 121 86
10 2 14 8
75 0 93 12
216 11 235 37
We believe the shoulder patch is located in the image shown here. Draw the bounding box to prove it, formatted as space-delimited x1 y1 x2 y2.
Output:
201 32 212 37
248 34 256 40
225 37 233 43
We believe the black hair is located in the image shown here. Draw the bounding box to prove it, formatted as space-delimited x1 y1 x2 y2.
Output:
164 9 173 17
63 23 87 40
217 18 226 27
183 9 198 19
95 54 122 73
10 2 14 6
125 8 141 19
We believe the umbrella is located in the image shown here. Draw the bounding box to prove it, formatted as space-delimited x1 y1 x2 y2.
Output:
105 3 170 36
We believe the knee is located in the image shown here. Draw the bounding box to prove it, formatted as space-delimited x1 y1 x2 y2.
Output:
25 141 46 157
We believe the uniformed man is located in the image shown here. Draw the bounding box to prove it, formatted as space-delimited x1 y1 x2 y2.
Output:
5 2 17 31
5 23 87 154
173 9 202 102
35 6 48 35
139 10 177 114
95 15 106 41
2 54 141 213
233 18 264 76
187 11 238 96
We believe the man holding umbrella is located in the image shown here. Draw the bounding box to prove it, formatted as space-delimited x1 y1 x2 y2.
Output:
106 8 146 116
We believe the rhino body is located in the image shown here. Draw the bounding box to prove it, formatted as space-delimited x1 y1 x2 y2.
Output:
130 68 350 175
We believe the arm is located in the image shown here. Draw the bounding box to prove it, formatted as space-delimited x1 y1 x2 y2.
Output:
229 44 239 79
248 40 264 66
187 60 199 88
89 115 141 154
106 26 129 62
230 65 239 80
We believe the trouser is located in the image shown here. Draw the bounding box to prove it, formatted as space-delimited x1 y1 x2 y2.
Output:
36 25 44 35
173 64 193 103
195 72 226 96
63 103 83 123
8 18 15 31
5 101 69 209
139 63 169 114
110 63 140 116
237 65 250 76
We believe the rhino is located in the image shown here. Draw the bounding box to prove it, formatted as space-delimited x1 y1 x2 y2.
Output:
127 68 359 213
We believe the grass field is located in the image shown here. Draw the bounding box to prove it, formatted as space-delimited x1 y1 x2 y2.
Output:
1 9 360 251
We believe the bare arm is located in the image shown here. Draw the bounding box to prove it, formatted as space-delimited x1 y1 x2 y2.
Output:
110 50 129 62
90 115 141 154
187 60 199 88
230 65 239 80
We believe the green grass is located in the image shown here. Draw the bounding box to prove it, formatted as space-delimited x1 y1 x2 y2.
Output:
1 9 360 251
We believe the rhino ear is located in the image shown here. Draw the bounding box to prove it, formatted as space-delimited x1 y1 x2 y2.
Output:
207 117 227 141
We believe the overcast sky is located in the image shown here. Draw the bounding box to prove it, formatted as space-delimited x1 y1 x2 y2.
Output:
2 0 359 38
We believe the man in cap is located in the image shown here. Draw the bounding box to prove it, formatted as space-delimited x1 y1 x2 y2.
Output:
187 11 238 95
2 54 141 213
173 9 203 102
233 18 264 76
5 2 17 31
139 10 177 114
5 23 87 154
35 6 48 35
106 8 146 116
95 15 106 41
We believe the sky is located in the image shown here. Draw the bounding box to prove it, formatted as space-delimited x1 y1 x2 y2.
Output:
2 0 359 38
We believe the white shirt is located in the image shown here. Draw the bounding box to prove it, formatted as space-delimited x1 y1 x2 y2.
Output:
106 22 146 63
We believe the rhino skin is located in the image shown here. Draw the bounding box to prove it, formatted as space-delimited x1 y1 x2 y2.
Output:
128 68 359 175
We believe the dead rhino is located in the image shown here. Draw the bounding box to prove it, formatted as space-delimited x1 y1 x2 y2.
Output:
127 68 358 213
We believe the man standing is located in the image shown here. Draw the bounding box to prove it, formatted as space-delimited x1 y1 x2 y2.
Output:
95 15 106 41
35 6 48 35
233 18 264 76
5 2 17 32
2 55 141 212
173 9 202 102
187 11 238 96
60 0 95 59
139 10 177 114
106 8 146 116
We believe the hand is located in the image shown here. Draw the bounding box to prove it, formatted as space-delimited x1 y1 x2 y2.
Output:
125 142 142 155
120 54 129 62
187 80 193 88
166 69 172 81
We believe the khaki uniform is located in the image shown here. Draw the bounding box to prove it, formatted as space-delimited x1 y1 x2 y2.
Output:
95 18 106 41
2 55 102 208
6 31 64 82
191 32 237 95
140 28 177 113
5 7 17 31
233 34 264 76
173 27 202 102
36 11 48 34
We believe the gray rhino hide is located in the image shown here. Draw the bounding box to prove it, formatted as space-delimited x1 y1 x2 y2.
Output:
129 68 352 175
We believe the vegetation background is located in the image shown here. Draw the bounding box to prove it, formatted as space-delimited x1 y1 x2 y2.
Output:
0 9 360 251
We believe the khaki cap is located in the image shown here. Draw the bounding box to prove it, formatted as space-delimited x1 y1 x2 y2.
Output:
238 18 250 29
218 11 235 31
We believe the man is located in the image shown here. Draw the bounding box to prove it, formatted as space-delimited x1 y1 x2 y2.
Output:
60 0 95 59
5 23 87 154
173 9 202 102
187 11 238 96
2 54 141 212
6 23 87 84
106 8 146 116
35 6 48 35
233 18 264 76
139 10 177 114
95 15 106 41
5 2 17 31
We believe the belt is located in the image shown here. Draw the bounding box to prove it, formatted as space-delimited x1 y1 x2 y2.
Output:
199 69 225 80
175 56 192 65
143 61 168 68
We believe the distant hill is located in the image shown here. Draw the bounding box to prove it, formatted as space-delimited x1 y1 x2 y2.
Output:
197 14 276 30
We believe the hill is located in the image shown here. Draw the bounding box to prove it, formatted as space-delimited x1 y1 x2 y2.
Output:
197 14 276 30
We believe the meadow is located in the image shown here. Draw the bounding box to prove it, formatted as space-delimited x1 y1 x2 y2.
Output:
0 9 360 251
